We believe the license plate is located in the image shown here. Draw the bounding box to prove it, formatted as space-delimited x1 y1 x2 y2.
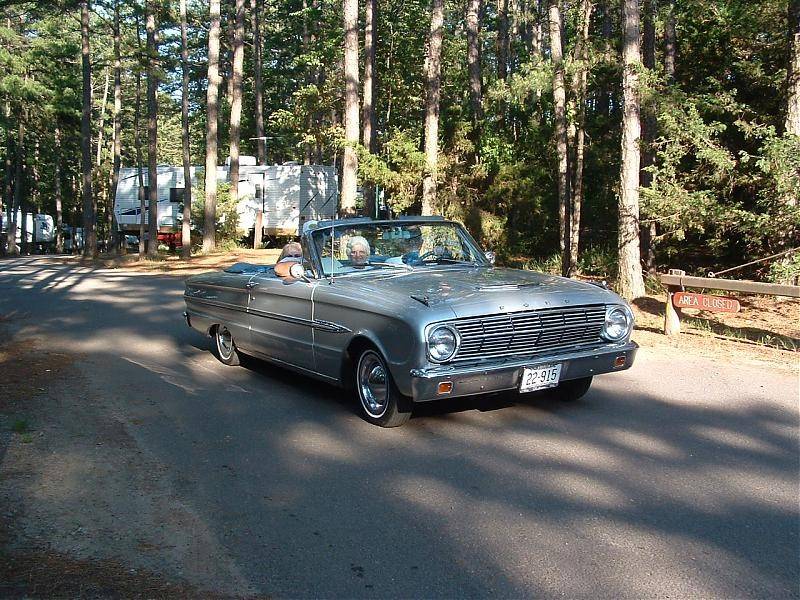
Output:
519 364 562 393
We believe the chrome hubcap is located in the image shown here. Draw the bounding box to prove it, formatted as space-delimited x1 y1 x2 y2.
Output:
358 352 388 418
217 327 234 359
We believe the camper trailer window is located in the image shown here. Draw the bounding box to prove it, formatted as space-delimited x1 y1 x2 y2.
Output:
170 188 185 203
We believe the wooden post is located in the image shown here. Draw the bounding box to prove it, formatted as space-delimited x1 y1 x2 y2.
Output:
664 268 684 336
254 210 263 249
664 285 682 335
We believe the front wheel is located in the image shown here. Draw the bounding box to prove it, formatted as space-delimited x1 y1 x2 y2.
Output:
355 349 412 427
214 325 241 366
553 376 593 402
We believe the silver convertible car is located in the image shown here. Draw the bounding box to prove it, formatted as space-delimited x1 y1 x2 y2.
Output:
183 217 637 427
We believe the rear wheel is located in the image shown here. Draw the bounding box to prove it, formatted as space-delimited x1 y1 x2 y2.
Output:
355 349 412 427
553 376 592 402
214 325 241 366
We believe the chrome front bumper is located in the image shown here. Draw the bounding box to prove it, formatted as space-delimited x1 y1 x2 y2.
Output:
409 341 638 402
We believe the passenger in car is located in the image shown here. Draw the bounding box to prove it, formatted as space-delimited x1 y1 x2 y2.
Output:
274 242 303 277
346 236 371 267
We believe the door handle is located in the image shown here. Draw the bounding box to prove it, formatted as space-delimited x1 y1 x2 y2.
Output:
245 281 259 289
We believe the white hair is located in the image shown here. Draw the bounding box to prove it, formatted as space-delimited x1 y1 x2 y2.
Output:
346 236 371 255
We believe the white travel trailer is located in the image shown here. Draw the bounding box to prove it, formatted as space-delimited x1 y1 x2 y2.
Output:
2 211 54 245
113 160 338 240
236 163 338 235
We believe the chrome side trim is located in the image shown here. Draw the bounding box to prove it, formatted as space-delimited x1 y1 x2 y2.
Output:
312 319 352 333
249 306 315 327
187 282 249 293
188 293 350 334
186 296 247 314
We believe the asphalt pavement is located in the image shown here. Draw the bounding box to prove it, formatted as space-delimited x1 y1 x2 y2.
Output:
1 257 798 599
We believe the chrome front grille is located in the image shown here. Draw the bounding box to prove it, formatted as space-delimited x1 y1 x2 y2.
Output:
450 305 606 362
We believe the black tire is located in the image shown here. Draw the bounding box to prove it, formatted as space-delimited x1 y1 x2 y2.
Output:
214 325 241 366
355 348 412 427
553 376 593 402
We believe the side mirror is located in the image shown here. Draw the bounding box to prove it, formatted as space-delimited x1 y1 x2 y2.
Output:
484 251 496 266
288 262 310 281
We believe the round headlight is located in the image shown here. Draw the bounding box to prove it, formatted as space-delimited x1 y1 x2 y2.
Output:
427 325 459 362
602 306 633 341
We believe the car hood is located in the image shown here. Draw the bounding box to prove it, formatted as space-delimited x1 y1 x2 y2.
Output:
338 266 621 319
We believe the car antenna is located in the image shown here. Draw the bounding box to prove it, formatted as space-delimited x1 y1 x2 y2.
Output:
329 219 335 285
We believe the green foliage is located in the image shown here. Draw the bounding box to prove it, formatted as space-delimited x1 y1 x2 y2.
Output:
524 253 562 275
190 182 240 245
767 252 800 285
357 130 426 214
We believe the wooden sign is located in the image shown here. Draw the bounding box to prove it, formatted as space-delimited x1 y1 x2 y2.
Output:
672 292 741 313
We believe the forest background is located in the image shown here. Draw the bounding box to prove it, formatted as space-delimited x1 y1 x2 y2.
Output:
0 0 798 300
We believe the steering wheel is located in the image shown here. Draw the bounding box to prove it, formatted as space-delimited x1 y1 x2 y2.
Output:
416 250 439 262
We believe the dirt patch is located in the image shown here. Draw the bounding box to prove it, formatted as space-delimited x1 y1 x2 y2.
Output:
65 248 284 276
0 332 265 598
0 548 242 599
631 293 799 371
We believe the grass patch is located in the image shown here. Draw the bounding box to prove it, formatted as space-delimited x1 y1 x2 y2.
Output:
11 419 29 434
683 316 800 351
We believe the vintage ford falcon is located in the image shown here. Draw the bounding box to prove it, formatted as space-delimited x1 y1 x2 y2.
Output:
183 217 638 427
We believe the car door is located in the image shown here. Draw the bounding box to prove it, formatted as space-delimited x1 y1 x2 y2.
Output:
246 273 316 371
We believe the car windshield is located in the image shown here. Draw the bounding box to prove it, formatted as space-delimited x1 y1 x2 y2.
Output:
311 221 489 276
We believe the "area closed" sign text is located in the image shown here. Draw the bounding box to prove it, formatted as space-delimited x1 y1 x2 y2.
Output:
672 292 741 313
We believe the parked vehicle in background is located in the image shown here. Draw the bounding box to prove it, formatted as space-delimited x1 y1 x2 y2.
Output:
1 212 56 253
114 159 338 247
184 217 638 427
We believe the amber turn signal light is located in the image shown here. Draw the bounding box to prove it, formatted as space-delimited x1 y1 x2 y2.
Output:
614 355 627 368
437 382 453 394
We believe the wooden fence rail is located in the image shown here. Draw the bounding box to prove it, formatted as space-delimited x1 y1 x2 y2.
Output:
659 271 800 336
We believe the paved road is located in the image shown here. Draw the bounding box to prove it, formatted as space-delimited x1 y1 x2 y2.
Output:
1 257 798 598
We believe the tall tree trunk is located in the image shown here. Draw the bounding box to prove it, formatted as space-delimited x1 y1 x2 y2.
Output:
204 0 222 252
110 0 122 254
81 0 96 258
229 0 245 217
55 126 64 254
362 0 377 215
145 1 159 257
135 12 146 257
640 0 657 273
2 102 10 255
664 0 676 81
302 0 313 165
340 0 359 214
597 0 613 117
466 0 483 155
96 66 110 167
313 0 323 162
497 0 509 81
569 0 593 277
784 0 799 232
12 121 23 255
421 0 444 215
530 0 543 59
786 0 800 136
179 0 192 258
618 0 646 300
549 0 569 273
250 0 265 165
